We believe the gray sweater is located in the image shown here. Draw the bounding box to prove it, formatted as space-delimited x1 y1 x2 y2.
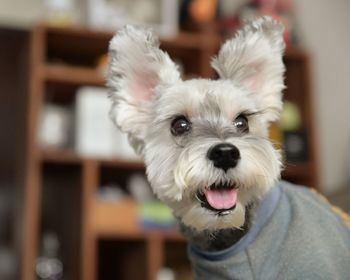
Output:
189 181 350 280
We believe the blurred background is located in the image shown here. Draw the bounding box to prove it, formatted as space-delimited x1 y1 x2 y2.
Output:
0 0 349 279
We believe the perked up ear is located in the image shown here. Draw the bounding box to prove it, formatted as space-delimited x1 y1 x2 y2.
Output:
108 25 181 154
211 16 286 122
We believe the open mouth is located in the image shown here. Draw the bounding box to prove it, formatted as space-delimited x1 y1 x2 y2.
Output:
196 183 239 216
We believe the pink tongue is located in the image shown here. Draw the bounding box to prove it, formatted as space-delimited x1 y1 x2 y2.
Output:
205 188 238 210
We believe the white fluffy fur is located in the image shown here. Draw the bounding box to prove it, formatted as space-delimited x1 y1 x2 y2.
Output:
211 16 285 122
108 25 180 153
108 17 285 231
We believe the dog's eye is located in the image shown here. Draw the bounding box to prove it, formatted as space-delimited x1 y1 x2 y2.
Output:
171 116 191 136
233 115 249 133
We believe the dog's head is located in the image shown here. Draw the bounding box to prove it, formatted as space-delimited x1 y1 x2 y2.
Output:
108 17 285 231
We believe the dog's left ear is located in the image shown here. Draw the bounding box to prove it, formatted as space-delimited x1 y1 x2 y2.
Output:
211 16 286 122
108 25 181 154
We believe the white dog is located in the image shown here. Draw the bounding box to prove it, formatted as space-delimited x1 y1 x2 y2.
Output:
108 17 350 279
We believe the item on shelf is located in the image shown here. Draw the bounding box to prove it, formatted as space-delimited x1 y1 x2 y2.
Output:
127 174 155 203
75 86 114 157
261 0 295 44
112 127 140 160
96 184 127 202
96 54 108 77
0 186 11 243
180 0 218 33
281 101 306 161
217 0 297 45
281 101 302 131
43 0 77 26
283 130 308 161
215 0 245 37
86 0 178 38
35 232 63 280
138 201 176 230
218 0 248 18
0 248 17 280
269 122 283 150
75 86 139 159
38 104 72 148
157 267 175 280
0 187 16 280
174 267 193 280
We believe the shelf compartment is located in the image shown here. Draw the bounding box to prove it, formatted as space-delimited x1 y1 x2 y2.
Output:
40 163 82 280
164 240 191 280
98 238 147 280
90 198 184 241
91 199 139 235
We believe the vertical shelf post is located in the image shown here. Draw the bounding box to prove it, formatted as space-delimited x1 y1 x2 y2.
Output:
21 26 46 280
81 160 100 280
147 233 164 280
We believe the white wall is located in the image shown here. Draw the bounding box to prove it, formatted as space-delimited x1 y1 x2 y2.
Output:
0 0 43 28
294 0 350 193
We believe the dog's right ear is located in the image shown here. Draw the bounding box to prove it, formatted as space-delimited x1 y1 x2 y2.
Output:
108 25 181 154
211 17 285 122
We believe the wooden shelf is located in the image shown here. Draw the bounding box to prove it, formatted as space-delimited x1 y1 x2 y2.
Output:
44 23 304 54
40 148 144 169
43 64 105 86
97 229 185 242
282 161 311 179
42 50 304 92
99 157 144 169
40 147 81 163
44 23 221 50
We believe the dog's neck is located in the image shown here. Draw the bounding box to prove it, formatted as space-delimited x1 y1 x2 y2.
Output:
179 204 255 251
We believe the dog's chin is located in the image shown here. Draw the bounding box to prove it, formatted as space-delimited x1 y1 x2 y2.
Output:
179 201 246 232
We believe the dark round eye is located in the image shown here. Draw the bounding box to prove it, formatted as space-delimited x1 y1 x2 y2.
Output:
171 116 191 136
233 115 249 133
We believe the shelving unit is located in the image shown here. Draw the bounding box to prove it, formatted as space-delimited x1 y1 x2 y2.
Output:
22 24 318 280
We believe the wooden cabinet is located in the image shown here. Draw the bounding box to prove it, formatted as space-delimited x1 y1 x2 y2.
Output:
21 24 318 280
282 49 319 188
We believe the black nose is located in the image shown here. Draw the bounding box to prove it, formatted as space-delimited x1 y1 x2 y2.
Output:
207 143 240 172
